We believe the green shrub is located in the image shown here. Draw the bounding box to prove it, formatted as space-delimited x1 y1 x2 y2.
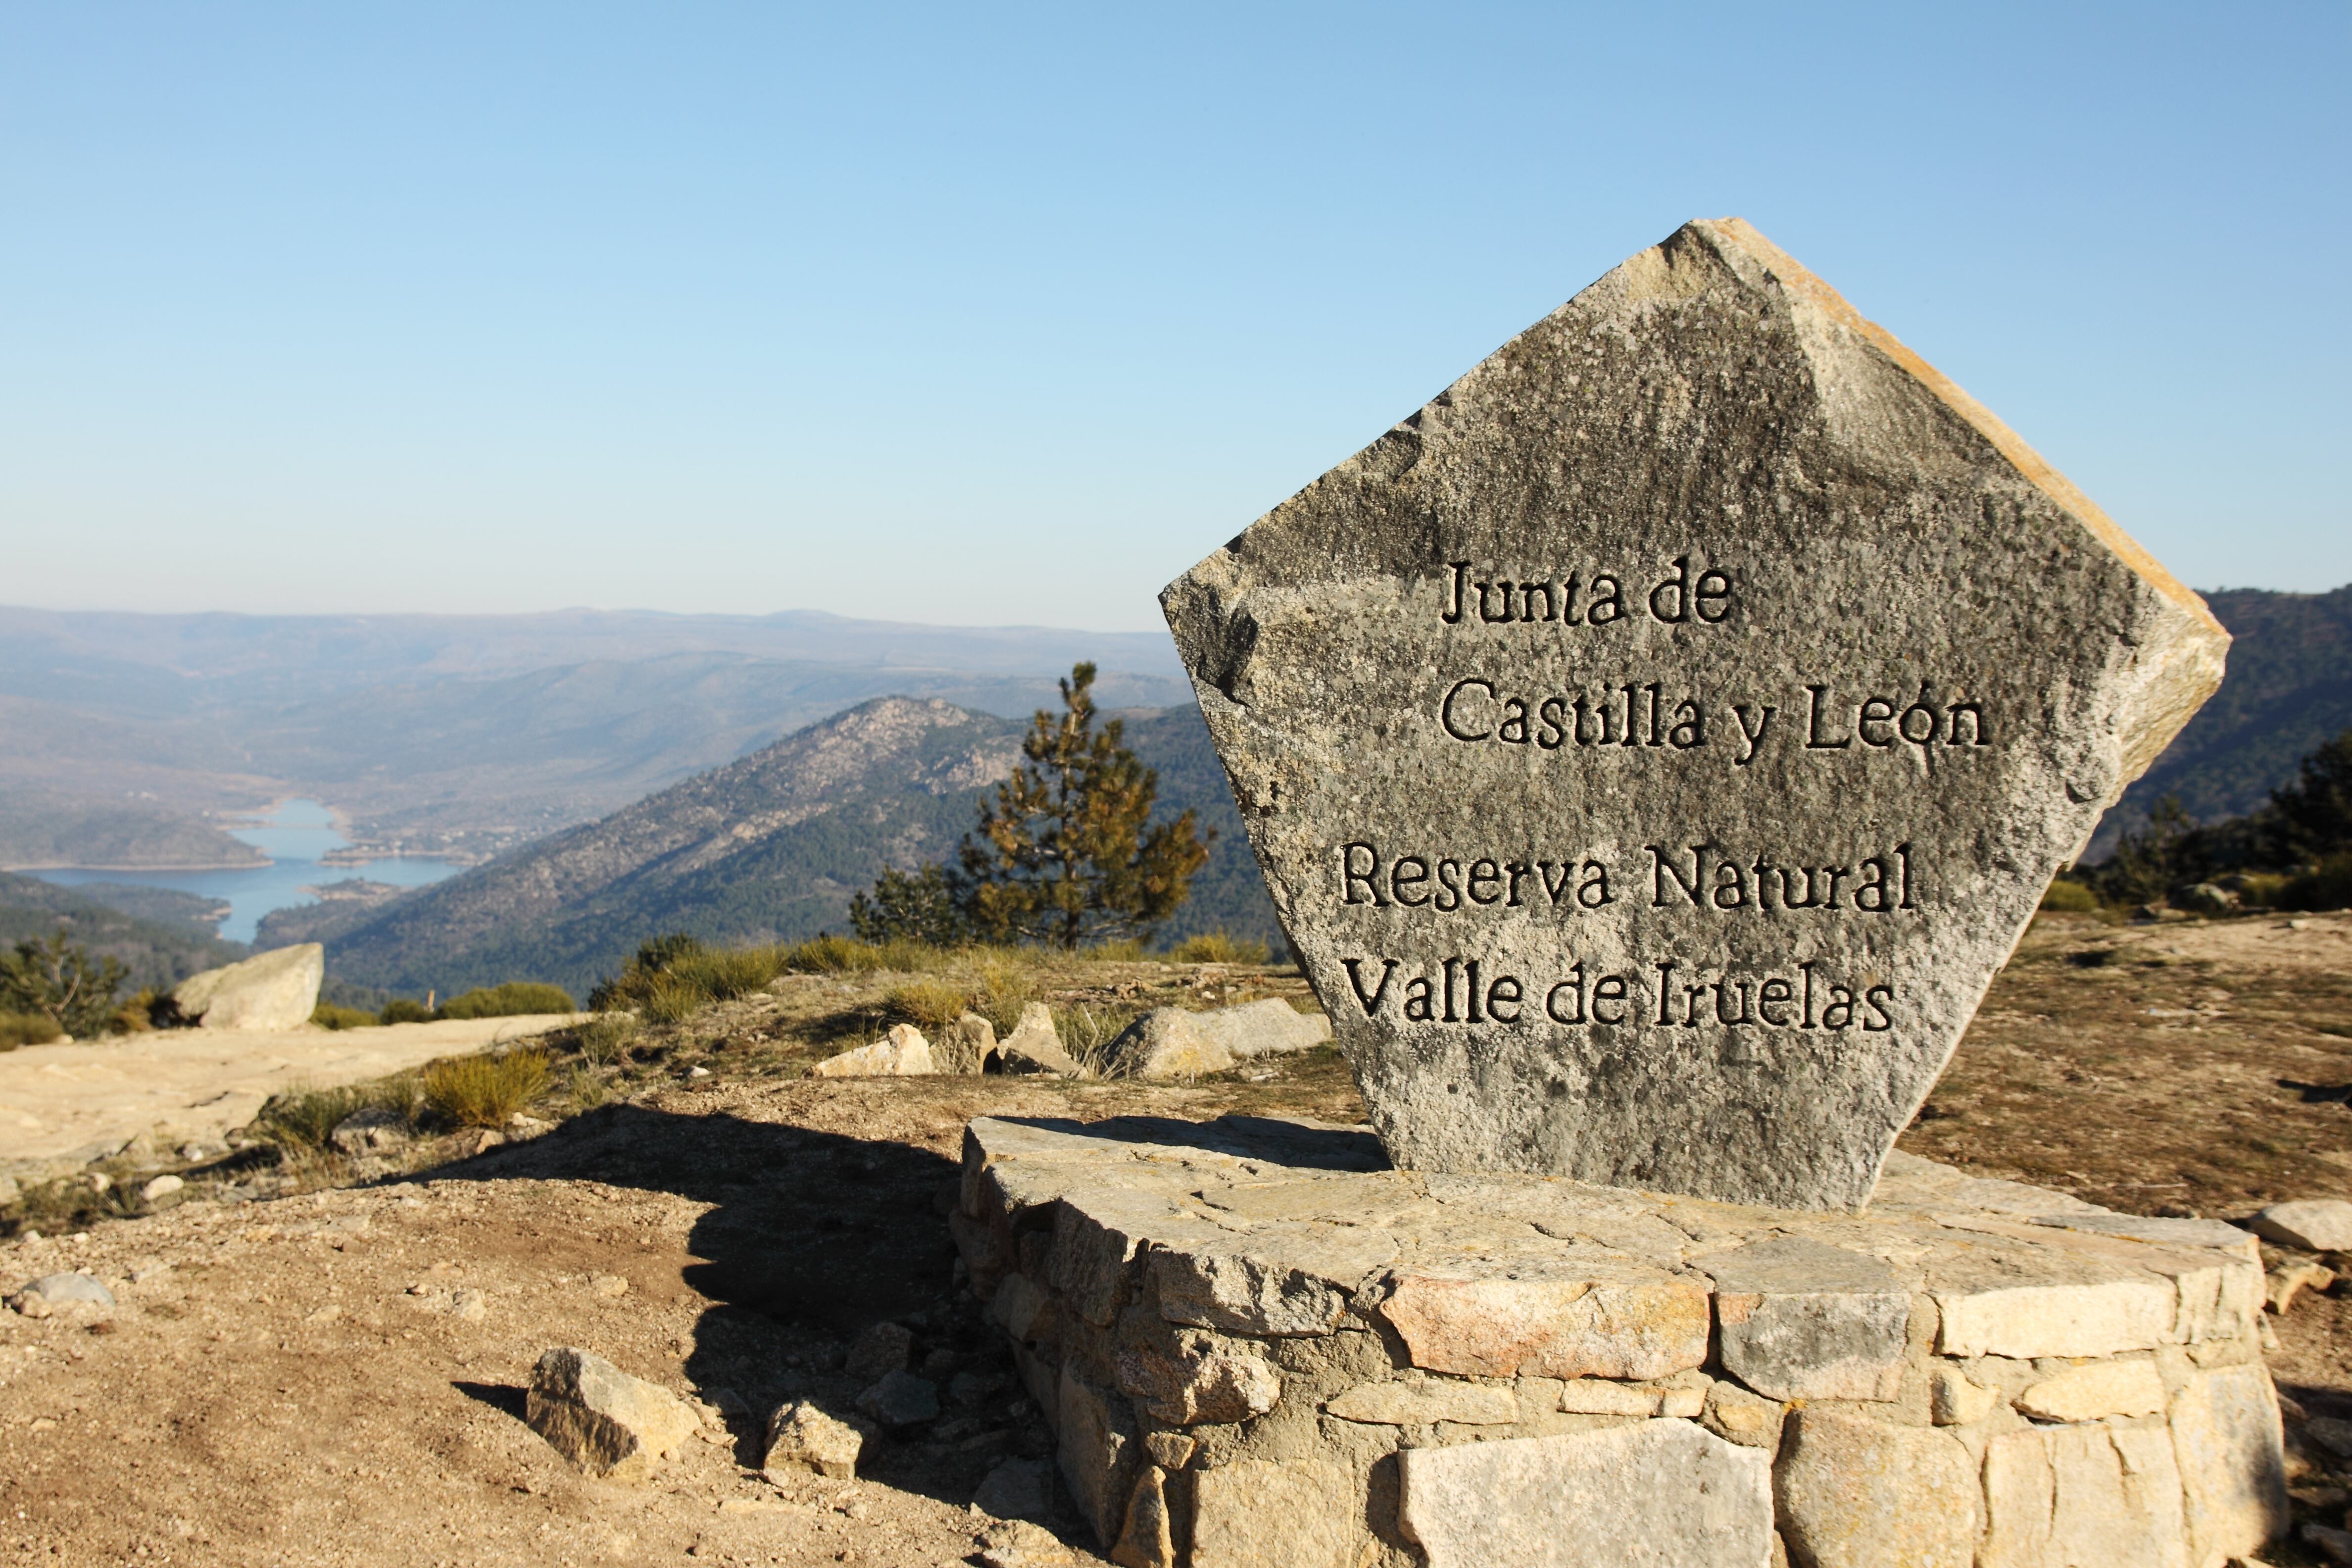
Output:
379 998 434 1025
575 1014 640 1065
661 948 772 1003
423 1048 549 1128
562 1063 609 1113
0 932 128 1039
311 1001 377 1030
2282 853 2352 913
2233 872 2291 908
0 1011 64 1050
777 934 893 973
2037 880 2101 914
1170 931 1270 964
437 981 578 1020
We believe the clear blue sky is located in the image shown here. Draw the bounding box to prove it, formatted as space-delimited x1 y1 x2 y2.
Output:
4 3 2344 631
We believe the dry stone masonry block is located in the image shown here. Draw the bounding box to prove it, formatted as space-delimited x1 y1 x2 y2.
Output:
1160 217 2227 1210
951 1113 2287 1567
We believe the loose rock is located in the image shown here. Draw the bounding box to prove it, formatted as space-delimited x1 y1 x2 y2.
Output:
2250 1201 2352 1253
810 1023 936 1077
762 1400 870 1481
995 1003 1077 1076
1186 998 1331 1060
1100 1009 1233 1081
330 1105 407 1156
139 1174 184 1203
524 1346 696 1482
7 1273 114 1317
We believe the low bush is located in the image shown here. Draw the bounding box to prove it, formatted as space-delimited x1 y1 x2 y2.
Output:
639 980 705 1025
2282 853 2352 913
2037 880 2101 914
1170 930 1270 964
2232 872 2291 908
379 998 434 1025
311 1002 377 1030
575 1014 640 1066
438 981 578 1019
0 1011 63 1050
423 1048 549 1128
258 1084 371 1150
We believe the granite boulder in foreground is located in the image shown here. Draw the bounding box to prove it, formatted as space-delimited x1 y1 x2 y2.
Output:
1161 217 2228 1209
953 1113 2287 1568
168 942 324 1031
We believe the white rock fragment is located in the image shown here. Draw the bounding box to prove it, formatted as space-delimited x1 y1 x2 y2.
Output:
810 1023 935 1077
139 1174 184 1203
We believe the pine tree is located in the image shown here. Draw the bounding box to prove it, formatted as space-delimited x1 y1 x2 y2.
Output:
0 931 128 1038
954 662 1210 948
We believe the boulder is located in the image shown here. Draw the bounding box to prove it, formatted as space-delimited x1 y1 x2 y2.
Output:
1100 1009 1233 1080
810 1023 936 1077
1187 998 1331 1059
2250 1200 2352 1253
995 1002 1078 1076
763 1400 871 1480
169 943 324 1031
524 1347 696 1481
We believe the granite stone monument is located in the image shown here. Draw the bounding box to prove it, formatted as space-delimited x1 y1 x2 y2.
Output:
1161 217 2227 1211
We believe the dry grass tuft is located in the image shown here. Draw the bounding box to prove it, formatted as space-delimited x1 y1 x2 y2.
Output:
423 1048 549 1128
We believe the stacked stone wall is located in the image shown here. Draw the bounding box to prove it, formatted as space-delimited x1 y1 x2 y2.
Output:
951 1114 2288 1568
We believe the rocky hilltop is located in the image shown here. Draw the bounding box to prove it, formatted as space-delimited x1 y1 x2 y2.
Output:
271 697 1022 996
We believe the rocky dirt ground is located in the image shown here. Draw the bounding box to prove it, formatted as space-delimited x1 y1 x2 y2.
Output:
1 917 2350 1566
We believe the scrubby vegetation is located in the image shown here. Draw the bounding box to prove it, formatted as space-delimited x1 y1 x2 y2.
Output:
0 1010 63 1049
423 1047 550 1127
436 981 577 1019
2052 727 2352 914
0 931 129 1039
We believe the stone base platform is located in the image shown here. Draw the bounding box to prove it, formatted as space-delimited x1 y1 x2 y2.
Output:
949 1114 2289 1568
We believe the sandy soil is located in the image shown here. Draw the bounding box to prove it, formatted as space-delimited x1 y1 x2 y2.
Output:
1 924 2349 1565
0 1015 586 1178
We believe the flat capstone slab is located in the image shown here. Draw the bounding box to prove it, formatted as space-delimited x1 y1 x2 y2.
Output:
1160 216 2228 1209
954 1113 2288 1568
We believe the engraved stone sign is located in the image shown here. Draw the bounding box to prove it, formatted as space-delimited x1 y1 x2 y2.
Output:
1161 218 2227 1209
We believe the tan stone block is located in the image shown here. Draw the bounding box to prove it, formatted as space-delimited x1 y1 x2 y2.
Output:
1772 1408 1977 1568
1980 1420 2189 1568
1323 1377 1516 1425
2169 1363 2289 1567
1399 1421 1772 1567
1933 1277 2178 1360
1191 1457 1365 1568
1377 1263 1709 1380
1705 1380 1788 1450
761 1400 869 1481
1116 1342 1280 1425
2017 1360 2167 1422
809 1024 936 1076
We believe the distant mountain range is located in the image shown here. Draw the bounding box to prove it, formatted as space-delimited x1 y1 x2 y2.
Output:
2093 584 2352 855
0 790 262 871
0 606 1190 865
258 696 1278 999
